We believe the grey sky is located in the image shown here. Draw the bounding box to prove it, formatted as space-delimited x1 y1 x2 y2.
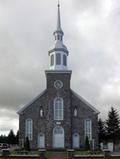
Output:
0 0 120 134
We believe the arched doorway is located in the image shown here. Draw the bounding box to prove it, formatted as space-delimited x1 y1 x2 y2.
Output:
37 133 45 148
73 133 79 148
53 127 64 148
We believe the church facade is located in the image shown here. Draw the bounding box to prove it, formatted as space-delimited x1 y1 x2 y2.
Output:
18 4 99 149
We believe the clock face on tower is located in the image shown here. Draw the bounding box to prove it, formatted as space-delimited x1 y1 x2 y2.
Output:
54 80 63 89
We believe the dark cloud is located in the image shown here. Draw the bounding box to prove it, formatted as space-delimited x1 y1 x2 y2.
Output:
0 0 120 134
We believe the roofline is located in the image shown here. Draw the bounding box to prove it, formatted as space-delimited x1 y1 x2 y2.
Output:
17 89 47 115
71 89 100 114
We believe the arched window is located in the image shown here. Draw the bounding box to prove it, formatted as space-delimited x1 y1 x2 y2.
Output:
56 53 61 65
54 97 63 120
40 108 44 117
51 54 54 66
53 127 64 135
73 108 77 117
85 119 92 141
25 118 33 140
63 55 67 66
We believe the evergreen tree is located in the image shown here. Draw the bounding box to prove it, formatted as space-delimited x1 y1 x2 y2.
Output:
0 135 8 143
85 136 90 150
106 107 120 143
7 129 16 144
24 137 30 151
98 118 106 143
15 130 19 144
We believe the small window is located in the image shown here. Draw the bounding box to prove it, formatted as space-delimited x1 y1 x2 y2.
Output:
51 54 54 66
40 108 44 117
56 53 61 65
73 108 77 117
63 55 67 66
57 35 60 40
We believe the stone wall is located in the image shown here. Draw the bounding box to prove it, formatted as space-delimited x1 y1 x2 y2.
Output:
19 71 99 149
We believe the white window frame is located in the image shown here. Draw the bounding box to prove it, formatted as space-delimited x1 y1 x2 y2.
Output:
25 118 33 141
84 119 92 141
40 108 44 117
54 97 64 120
53 127 64 135
74 108 77 117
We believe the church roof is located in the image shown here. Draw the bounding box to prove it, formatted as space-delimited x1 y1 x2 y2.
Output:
71 89 100 114
17 89 47 114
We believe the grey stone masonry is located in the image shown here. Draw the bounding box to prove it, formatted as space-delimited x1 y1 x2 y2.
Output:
18 70 99 149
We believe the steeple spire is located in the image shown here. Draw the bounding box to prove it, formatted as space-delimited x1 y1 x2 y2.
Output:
54 0 64 39
57 1 62 31
48 2 69 70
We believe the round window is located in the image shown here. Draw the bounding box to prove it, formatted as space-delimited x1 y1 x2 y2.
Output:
54 80 63 89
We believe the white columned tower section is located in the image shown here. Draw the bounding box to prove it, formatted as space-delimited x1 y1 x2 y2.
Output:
48 2 69 70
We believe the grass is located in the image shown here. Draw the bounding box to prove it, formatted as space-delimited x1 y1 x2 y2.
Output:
1 149 120 159
45 151 53 159
74 150 103 155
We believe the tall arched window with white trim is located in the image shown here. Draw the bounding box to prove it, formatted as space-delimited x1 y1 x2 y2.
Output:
25 118 33 141
54 97 63 120
85 119 92 141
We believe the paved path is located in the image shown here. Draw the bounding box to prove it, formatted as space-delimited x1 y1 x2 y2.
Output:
49 152 66 159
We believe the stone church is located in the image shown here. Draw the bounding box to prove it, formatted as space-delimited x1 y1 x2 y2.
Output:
18 3 99 149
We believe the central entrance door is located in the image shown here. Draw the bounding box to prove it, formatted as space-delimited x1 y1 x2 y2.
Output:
53 127 64 148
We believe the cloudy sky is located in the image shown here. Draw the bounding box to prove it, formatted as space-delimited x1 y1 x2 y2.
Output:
0 0 120 135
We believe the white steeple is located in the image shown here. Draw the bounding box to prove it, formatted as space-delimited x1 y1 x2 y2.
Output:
48 2 69 70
